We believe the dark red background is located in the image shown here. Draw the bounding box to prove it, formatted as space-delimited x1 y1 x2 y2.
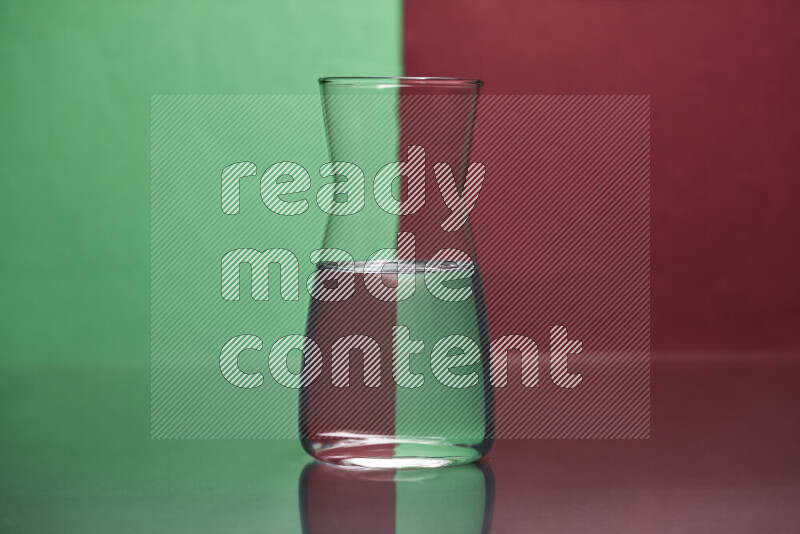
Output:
405 0 800 351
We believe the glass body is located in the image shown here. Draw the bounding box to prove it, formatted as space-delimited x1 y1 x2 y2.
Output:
300 462 494 533
300 77 493 468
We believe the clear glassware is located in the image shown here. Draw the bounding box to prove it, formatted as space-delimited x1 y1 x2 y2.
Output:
299 77 493 468
300 462 494 533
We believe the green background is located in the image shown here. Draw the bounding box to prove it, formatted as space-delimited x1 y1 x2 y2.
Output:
1 0 401 531
150 95 333 439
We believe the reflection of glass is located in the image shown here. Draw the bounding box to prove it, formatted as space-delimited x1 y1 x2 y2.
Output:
299 78 494 468
299 462 494 534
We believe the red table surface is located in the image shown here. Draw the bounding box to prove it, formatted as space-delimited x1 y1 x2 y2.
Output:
485 351 800 532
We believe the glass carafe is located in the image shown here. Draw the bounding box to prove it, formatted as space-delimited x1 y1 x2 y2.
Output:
299 77 493 468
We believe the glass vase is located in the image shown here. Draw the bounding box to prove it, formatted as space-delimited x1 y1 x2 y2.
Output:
299 77 493 468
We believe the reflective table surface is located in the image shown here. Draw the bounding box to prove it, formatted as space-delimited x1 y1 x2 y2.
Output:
2 352 799 532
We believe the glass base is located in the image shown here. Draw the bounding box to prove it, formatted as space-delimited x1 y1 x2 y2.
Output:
305 439 487 469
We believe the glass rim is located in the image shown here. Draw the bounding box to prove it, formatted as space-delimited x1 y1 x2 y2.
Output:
319 76 484 87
